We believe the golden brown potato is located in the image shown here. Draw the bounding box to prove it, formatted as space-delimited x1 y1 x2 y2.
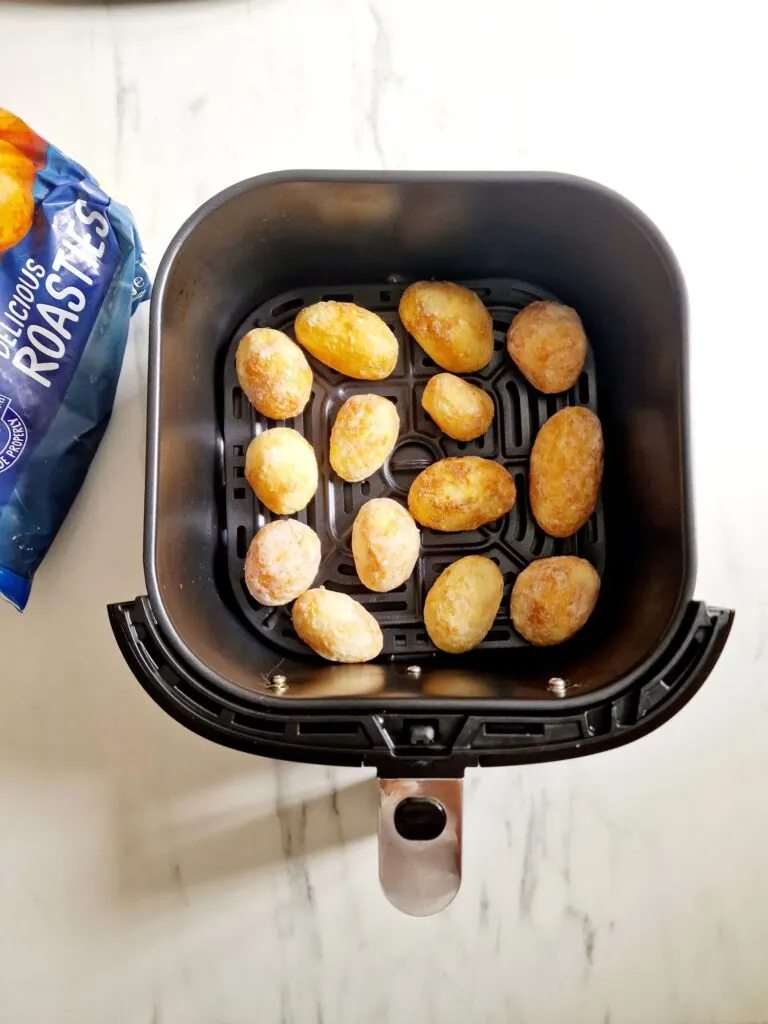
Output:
0 178 33 254
245 427 318 514
424 556 504 653
352 498 420 592
292 588 384 663
235 328 312 420
294 301 398 379
408 457 516 532
506 301 587 394
0 141 35 254
0 139 35 189
510 556 600 646
330 395 400 482
529 406 603 537
0 110 47 168
399 281 493 373
421 373 494 441
243 519 321 606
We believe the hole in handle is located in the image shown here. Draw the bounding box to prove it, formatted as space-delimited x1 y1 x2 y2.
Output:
394 797 447 841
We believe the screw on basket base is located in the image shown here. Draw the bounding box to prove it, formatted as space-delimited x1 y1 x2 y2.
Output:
548 676 567 697
406 665 422 678
268 673 288 693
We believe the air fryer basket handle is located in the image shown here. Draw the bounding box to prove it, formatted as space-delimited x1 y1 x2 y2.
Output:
111 596 733 915
378 778 463 916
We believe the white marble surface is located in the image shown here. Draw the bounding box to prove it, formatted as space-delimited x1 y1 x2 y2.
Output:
0 0 766 1021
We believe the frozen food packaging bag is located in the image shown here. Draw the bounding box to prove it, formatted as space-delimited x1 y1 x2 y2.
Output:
0 109 150 609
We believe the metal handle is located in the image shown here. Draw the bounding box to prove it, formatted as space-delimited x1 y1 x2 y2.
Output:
378 778 463 916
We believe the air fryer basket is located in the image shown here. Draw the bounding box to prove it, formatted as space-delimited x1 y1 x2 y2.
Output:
109 172 733 915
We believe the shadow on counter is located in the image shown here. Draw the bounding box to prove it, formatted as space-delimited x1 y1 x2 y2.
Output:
0 356 377 918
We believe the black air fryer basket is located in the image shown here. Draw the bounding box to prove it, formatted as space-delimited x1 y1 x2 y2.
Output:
109 172 733 915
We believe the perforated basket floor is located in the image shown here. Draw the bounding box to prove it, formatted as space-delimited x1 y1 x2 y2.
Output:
219 279 605 659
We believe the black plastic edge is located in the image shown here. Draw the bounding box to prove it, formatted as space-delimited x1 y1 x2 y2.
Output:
109 597 733 775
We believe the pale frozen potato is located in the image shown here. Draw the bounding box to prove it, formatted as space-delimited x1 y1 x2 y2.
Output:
330 394 400 482
399 281 493 373
245 427 318 514
421 373 494 441
235 328 312 420
243 519 321 606
292 588 384 663
424 556 504 653
408 456 516 532
507 301 587 394
529 406 603 537
294 301 398 379
510 556 600 646
352 498 420 592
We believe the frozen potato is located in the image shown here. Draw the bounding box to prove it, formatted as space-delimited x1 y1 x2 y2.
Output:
245 427 318 514
243 519 321 606
421 373 494 441
507 301 587 394
399 281 493 373
352 498 420 592
294 301 398 379
408 457 516 532
330 394 400 482
292 588 384 663
529 406 603 537
235 328 312 420
510 556 600 646
424 556 504 654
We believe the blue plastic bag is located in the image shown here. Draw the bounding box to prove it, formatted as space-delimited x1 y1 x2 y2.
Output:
0 110 149 609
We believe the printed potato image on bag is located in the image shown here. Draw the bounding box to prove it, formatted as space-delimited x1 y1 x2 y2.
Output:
0 109 150 610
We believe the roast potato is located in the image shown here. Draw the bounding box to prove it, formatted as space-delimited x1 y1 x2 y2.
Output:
0 110 47 168
421 671 496 698
424 555 504 653
330 394 400 482
512 299 589 395
243 519 321 606
506 300 587 394
0 138 35 188
408 457 516 531
352 498 420 592
245 427 318 514
0 141 35 254
529 406 603 537
510 556 600 646
292 588 384 663
294 301 398 379
235 328 312 420
421 373 494 441
399 281 493 373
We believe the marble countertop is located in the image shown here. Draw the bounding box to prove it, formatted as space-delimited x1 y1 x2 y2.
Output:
0 1 764 1022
